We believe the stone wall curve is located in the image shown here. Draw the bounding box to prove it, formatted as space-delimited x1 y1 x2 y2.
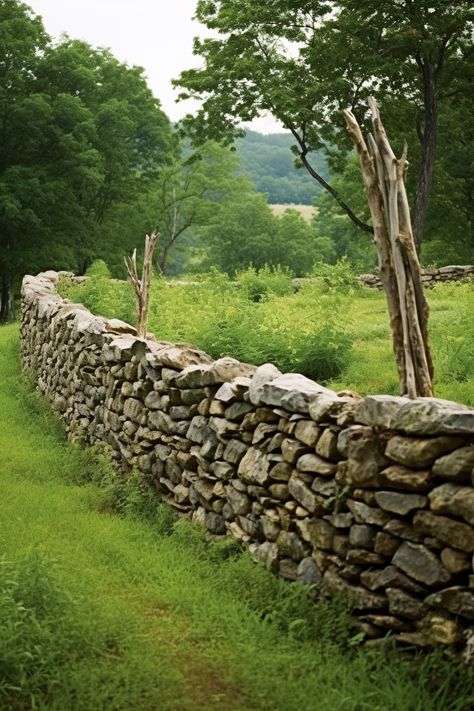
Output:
20 271 474 654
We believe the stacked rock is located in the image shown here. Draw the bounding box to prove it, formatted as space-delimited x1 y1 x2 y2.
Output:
20 272 474 654
360 265 474 290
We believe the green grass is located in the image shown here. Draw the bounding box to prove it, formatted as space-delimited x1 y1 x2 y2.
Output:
60 269 474 405
1 323 473 709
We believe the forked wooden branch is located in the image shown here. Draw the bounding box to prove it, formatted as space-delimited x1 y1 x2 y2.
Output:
343 98 433 398
124 232 159 339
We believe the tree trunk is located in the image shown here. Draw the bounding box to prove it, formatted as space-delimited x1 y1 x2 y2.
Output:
343 98 434 398
124 233 159 339
412 60 438 252
0 274 15 323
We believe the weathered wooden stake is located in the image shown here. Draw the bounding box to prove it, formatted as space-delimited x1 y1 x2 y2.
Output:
343 98 434 398
124 233 159 339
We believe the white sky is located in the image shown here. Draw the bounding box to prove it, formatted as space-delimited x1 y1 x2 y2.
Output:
27 0 284 134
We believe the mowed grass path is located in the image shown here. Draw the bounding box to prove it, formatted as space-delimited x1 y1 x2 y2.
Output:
0 324 473 710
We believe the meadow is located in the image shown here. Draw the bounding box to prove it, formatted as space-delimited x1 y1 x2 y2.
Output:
1 320 474 709
60 263 474 406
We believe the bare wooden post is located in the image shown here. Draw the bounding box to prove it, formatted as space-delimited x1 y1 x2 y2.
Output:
343 99 433 398
124 233 159 339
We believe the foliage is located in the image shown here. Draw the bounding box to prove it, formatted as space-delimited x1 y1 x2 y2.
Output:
236 130 329 204
235 265 294 302
0 0 172 319
1 323 473 710
175 0 473 247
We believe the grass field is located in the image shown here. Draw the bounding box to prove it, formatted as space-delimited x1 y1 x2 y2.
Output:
269 203 315 221
1 322 473 709
60 268 474 406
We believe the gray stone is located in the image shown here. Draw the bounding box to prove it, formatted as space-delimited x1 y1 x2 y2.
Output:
385 435 466 468
209 460 234 480
223 439 248 465
340 426 388 485
209 416 239 440
374 491 428 515
391 397 474 435
296 453 337 476
248 363 282 406
277 531 307 560
425 587 474 621
206 512 226 535
260 373 334 414
296 518 335 550
432 446 474 481
148 410 176 434
297 557 322 585
144 391 164 409
378 465 432 492
268 483 289 500
224 401 253 421
281 438 310 464
186 416 209 444
249 542 279 572
356 395 408 428
279 558 299 580
349 524 376 549
323 570 386 610
288 474 319 512
413 510 474 553
386 588 426 620
428 483 474 526
123 397 144 422
315 428 340 461
393 542 451 586
347 500 391 527
181 388 207 405
294 420 321 446
238 447 270 485
440 548 471 574
269 461 293 481
360 565 424 594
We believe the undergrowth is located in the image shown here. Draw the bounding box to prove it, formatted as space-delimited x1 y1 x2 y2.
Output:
1 324 473 709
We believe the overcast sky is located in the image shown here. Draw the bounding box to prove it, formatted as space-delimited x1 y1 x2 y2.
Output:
27 0 283 134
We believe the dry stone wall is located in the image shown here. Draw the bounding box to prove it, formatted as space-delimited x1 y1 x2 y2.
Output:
21 271 474 655
361 264 474 289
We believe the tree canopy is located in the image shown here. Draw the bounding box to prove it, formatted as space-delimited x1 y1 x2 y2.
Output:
0 0 172 320
175 0 474 247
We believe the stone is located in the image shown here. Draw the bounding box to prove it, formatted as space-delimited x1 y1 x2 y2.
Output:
169 406 191 421
297 557 322 585
225 486 251 516
279 558 299 580
432 446 474 481
383 518 422 543
296 518 335 550
277 531 307 560
248 363 282 406
123 397 144 422
288 474 319 512
238 447 270 485
325 512 353 529
148 342 213 370
296 453 337 476
360 615 411 633
391 397 474 436
222 439 248 465
181 388 207 405
311 478 336 498
385 434 465 468
413 511 474 553
427 615 461 645
238 515 262 539
392 542 451 586
339 426 388 486
346 549 385 565
224 401 253 421
425 587 474 621
269 484 289 500
186 416 210 444
253 422 279 445
260 516 281 542
323 570 386 610
209 417 239 440
360 565 424 594
428 483 474 526
249 542 279 572
148 410 177 434
144 391 165 409
206 512 226 535
347 500 391 527
386 588 426 620
281 438 310 465
374 532 400 557
269 461 293 481
356 395 408 428
214 382 235 403
260 373 335 414
349 524 376 549
315 428 339 461
378 465 432 492
374 491 428 515
294 420 321 446
440 548 471 574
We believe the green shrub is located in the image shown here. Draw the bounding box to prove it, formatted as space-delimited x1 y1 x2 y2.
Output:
235 265 294 302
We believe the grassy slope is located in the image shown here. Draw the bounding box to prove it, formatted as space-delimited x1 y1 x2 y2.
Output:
0 324 473 710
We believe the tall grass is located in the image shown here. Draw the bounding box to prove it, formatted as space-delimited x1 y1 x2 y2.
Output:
59 265 474 404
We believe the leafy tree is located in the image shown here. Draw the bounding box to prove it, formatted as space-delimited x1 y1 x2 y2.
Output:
175 0 473 249
0 1 172 321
